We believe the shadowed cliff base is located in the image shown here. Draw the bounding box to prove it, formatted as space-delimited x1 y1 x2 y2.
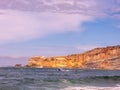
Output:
26 45 120 70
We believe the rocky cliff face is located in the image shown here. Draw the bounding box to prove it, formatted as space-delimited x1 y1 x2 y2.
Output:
26 45 120 69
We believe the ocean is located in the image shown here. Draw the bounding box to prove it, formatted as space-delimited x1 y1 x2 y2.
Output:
0 67 120 90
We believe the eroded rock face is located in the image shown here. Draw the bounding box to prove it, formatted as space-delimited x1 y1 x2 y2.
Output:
26 45 120 69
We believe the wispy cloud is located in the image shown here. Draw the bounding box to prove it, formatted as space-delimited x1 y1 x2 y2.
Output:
0 0 100 12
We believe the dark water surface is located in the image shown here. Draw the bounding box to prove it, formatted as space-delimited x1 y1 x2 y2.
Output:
0 67 120 90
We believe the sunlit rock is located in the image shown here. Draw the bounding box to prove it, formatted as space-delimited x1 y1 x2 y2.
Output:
26 45 120 69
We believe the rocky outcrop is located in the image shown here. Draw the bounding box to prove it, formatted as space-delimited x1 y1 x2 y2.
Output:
26 45 120 69
15 64 22 68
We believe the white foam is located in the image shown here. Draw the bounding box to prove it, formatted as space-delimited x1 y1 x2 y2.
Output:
61 85 120 90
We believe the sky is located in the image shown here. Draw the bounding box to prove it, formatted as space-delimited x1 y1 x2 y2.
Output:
0 0 120 58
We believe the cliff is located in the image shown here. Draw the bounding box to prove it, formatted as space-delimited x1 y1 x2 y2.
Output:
26 45 120 69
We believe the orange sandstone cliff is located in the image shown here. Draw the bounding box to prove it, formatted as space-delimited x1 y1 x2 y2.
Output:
26 45 120 69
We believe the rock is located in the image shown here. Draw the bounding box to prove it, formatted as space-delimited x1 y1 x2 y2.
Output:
15 64 22 67
26 45 120 69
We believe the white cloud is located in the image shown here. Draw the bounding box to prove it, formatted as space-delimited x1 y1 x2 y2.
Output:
0 9 94 43
0 0 117 44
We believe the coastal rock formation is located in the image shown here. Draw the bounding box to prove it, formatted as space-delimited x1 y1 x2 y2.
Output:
15 64 22 68
26 45 120 69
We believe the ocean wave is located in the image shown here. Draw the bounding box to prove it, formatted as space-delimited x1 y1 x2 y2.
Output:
61 85 120 90
0 68 120 90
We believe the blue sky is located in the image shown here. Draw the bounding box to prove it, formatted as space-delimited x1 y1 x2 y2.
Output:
0 0 120 57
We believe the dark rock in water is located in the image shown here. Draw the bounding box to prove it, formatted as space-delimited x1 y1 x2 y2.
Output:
15 64 22 68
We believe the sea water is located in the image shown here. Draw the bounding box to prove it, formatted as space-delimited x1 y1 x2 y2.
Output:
0 67 120 90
